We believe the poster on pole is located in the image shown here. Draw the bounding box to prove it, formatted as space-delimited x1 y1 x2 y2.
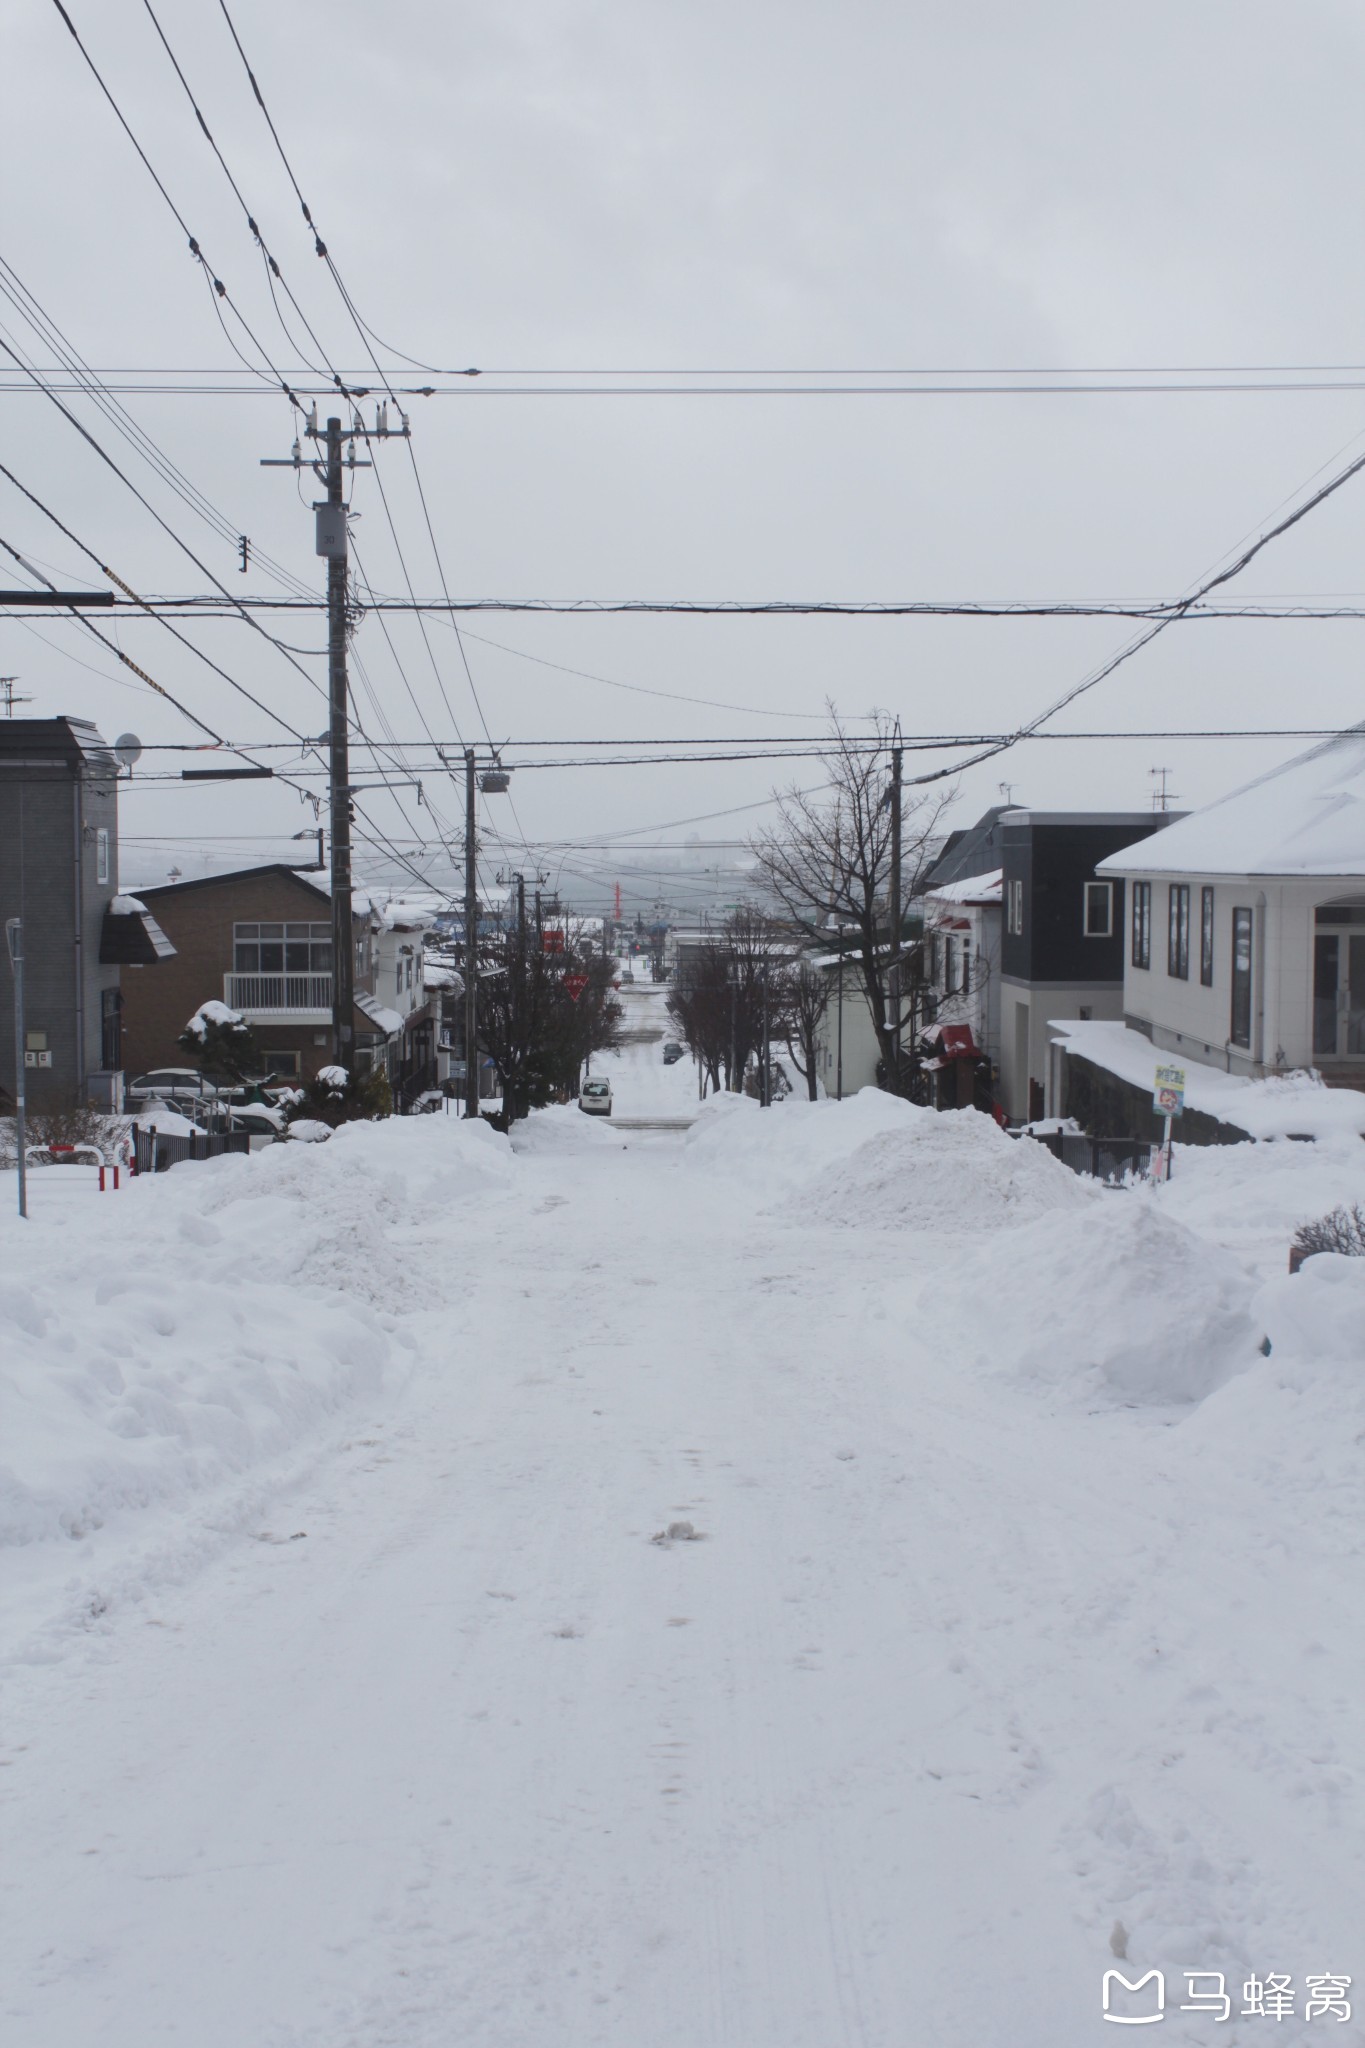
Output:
1153 1063 1186 1118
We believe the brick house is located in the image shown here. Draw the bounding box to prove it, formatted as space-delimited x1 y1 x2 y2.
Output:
119 865 383 1085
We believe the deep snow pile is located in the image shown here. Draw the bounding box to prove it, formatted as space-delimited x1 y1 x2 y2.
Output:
796 1104 1094 1234
923 1200 1260 1407
0 1116 512 1552
686 1087 1091 1234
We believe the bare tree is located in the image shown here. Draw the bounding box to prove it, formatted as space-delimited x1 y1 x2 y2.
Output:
667 906 795 1094
751 709 954 1096
478 931 623 1124
783 960 830 1102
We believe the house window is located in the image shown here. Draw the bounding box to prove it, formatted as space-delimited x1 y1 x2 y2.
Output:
1083 881 1112 937
405 955 413 991
260 1048 301 1077
961 938 972 994
1167 884 1190 980
234 922 332 973
1200 887 1215 987
1006 879 1024 936
95 827 110 885
1131 880 1151 969
1230 909 1253 1048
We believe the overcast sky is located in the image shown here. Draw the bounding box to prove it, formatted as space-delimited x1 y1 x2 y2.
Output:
5 0 1364 909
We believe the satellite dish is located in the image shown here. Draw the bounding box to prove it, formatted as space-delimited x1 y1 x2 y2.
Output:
114 733 143 770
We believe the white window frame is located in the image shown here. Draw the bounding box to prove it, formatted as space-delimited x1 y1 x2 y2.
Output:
1083 880 1113 937
96 826 110 885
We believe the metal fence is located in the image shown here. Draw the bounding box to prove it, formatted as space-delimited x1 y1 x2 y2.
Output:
1022 1128 1154 1184
133 1126 251 1174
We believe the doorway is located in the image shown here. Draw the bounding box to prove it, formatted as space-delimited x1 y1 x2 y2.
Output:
1313 906 1365 1058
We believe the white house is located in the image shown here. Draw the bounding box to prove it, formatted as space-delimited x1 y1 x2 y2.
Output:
1096 728 1365 1086
357 899 436 1092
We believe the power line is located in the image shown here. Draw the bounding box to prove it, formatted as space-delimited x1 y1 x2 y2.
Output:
7 375 1365 399
46 0 310 411
53 594 1365 621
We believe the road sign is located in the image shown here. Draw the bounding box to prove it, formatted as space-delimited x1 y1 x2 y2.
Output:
1153 1063 1186 1117
563 973 589 1002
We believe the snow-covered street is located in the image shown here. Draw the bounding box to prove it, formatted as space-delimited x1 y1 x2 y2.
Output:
4 987 1365 2047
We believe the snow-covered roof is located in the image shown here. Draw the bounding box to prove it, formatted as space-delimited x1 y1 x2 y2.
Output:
1098 727 1365 879
1050 1018 1365 1139
110 893 148 915
924 867 1003 905
373 898 438 931
356 992 405 1037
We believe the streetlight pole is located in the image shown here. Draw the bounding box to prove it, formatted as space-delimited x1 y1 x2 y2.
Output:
5 918 27 1219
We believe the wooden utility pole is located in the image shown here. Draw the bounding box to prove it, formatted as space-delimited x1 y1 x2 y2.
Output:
463 748 479 1119
264 410 416 1067
322 417 354 1070
886 735 903 1094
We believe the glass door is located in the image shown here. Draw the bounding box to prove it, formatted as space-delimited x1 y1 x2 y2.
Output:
1313 908 1365 1057
1347 934 1365 1056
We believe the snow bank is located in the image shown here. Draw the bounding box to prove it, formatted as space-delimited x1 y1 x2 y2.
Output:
685 1090 1090 1237
683 1085 917 1194
1257 1251 1365 1367
0 1116 513 1552
1154 1129 1365 1276
798 1106 1093 1235
925 1201 1259 1407
510 1104 624 1154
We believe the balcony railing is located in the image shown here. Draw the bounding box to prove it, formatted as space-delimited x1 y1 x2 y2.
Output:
224 972 332 1014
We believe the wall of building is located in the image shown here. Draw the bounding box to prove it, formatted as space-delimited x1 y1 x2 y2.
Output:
1000 978 1127 1121
814 972 882 1096
1119 872 1365 1077
0 722 120 1109
121 869 346 1083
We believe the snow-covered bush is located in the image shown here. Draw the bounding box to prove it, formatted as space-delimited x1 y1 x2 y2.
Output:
178 1001 260 1087
284 1062 392 1130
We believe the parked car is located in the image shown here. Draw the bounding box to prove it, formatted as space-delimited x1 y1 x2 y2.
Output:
579 1077 613 1117
127 1068 220 1106
662 1041 685 1065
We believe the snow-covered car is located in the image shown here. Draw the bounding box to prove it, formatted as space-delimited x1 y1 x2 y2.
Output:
223 1104 288 1149
127 1068 220 1106
662 1042 685 1065
579 1077 613 1117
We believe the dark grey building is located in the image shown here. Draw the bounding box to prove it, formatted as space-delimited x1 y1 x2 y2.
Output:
998 809 1181 1121
0 717 170 1112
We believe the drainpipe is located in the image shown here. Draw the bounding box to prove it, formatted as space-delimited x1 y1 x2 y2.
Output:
72 773 86 1096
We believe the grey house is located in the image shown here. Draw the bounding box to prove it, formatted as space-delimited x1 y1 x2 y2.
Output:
0 717 172 1111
